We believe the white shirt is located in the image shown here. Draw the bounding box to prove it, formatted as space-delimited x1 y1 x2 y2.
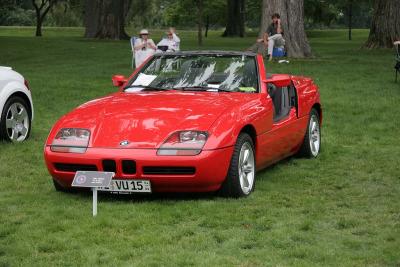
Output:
156 33 180 52
134 38 156 68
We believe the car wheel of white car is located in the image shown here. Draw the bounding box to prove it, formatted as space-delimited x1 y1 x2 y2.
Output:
219 133 255 198
0 96 31 142
298 108 321 158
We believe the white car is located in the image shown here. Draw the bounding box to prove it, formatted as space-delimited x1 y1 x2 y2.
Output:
0 67 33 142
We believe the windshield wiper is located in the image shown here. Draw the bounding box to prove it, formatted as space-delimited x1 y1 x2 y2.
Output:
173 86 235 92
124 85 170 91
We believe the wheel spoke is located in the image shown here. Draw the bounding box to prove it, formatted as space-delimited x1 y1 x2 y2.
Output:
11 129 19 141
243 164 253 173
6 118 15 129
9 104 18 118
241 173 249 188
311 121 316 132
20 126 28 136
19 108 28 122
311 140 317 152
243 149 249 164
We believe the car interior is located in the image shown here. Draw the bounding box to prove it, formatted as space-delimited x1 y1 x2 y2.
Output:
267 82 297 122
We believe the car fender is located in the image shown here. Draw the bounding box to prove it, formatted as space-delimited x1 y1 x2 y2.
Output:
292 77 321 120
0 81 34 122
204 95 272 150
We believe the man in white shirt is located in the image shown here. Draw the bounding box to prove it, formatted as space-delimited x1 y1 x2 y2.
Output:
157 28 180 52
134 29 157 68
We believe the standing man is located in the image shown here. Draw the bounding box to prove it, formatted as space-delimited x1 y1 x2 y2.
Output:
247 13 285 60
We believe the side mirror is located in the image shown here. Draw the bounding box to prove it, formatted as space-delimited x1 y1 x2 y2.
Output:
112 75 127 87
264 74 291 88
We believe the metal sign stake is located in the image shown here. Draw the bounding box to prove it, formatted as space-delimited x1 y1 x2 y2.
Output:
72 171 114 218
92 187 97 217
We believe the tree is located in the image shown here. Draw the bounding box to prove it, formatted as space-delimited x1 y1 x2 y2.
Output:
259 0 312 58
84 0 131 40
31 0 58 36
195 0 203 46
365 0 400 48
222 0 245 37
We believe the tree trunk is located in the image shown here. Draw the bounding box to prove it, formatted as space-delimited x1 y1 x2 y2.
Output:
196 0 203 46
222 0 245 37
35 13 42 36
205 15 209 38
348 0 352 41
84 0 131 40
32 0 56 37
258 0 312 58
364 0 400 49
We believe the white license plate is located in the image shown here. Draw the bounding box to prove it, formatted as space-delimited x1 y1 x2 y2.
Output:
98 179 151 193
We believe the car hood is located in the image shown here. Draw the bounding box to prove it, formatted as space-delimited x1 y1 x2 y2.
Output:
54 91 252 149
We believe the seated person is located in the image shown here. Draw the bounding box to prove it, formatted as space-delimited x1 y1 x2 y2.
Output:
156 27 180 52
247 13 285 61
134 29 157 68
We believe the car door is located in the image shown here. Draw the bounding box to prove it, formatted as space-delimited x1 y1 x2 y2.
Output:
256 78 303 168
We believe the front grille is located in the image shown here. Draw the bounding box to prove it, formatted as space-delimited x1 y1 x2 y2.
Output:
54 163 98 172
102 159 117 173
143 166 195 175
122 160 136 174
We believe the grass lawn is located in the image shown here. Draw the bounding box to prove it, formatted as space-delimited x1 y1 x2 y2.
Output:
0 26 399 266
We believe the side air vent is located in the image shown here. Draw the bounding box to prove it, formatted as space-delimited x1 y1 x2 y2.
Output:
143 166 195 175
54 163 98 172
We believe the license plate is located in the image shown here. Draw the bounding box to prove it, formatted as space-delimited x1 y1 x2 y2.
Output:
98 179 151 193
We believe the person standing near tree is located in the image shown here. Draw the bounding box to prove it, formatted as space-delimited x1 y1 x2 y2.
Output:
134 29 157 68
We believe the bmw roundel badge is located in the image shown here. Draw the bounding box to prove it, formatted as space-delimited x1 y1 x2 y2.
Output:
120 140 130 146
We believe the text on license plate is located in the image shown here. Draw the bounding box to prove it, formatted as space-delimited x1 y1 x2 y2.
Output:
99 179 151 193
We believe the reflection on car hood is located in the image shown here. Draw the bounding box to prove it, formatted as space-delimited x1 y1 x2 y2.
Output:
57 91 252 149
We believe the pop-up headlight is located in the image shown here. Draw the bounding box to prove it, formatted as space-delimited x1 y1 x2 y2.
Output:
51 128 90 153
157 131 208 156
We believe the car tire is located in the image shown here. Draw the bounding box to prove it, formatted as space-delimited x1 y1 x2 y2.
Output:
219 133 256 198
0 96 31 142
298 108 321 158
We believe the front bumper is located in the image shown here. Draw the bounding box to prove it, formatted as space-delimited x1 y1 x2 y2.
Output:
44 146 234 192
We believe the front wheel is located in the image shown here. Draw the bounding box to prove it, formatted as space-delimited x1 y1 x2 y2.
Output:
298 108 321 158
219 133 256 198
0 96 31 142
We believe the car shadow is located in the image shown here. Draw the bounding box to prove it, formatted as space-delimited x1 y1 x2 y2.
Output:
66 188 219 203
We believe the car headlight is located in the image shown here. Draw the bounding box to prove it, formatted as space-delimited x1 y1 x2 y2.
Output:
157 131 208 156
50 128 90 153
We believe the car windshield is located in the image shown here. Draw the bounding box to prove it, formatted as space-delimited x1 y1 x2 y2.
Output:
125 54 259 93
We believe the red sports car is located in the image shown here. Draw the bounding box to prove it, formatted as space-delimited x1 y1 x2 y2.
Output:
44 51 322 197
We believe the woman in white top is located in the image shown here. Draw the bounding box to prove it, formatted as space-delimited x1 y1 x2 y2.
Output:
134 29 157 68
156 27 181 52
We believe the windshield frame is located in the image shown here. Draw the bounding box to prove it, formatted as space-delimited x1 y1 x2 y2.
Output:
124 52 261 93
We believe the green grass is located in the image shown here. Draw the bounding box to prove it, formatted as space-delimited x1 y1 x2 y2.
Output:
1 26 400 266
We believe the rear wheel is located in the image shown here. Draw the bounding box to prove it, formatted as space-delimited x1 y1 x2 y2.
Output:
298 108 321 158
0 96 31 142
219 133 255 198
